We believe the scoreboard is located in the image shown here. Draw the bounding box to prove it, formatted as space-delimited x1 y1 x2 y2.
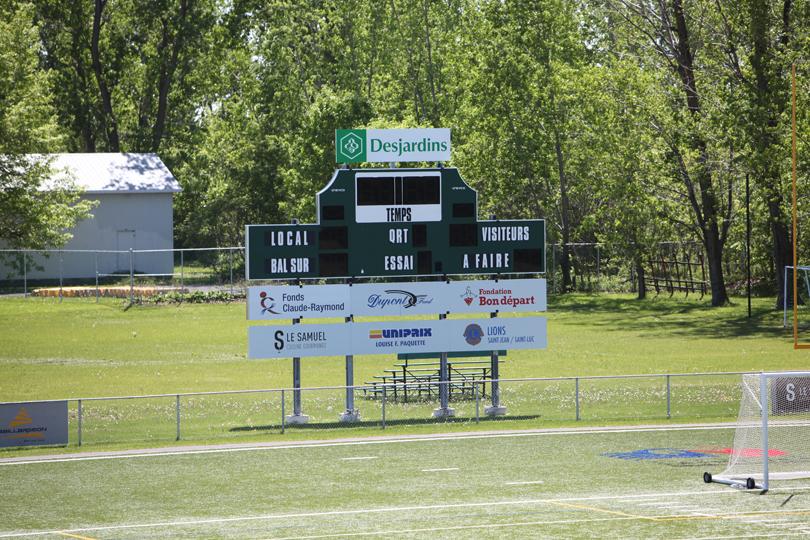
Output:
246 168 545 279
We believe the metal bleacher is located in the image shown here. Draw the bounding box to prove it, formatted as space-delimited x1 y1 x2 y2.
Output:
363 351 506 402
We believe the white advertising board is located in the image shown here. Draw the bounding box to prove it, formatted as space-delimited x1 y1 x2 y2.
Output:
248 316 546 359
336 128 451 163
246 284 350 320
351 279 546 317
247 279 546 320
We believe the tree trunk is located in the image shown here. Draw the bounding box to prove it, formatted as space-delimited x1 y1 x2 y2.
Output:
554 130 573 292
770 201 791 307
152 0 189 151
91 0 120 151
671 0 729 306
749 0 792 308
703 222 729 306
632 241 646 299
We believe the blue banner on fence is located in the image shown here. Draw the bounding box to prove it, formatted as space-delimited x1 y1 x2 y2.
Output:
0 401 68 447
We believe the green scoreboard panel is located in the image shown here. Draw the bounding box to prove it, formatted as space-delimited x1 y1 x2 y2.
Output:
246 168 545 279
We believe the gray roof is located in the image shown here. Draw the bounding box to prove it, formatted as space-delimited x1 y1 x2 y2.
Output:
46 153 181 194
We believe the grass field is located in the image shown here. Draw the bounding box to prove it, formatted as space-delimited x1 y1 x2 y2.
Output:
2 293 809 538
0 293 801 399
2 425 810 539
0 293 807 451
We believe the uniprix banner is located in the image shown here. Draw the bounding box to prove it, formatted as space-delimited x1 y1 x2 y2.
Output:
0 401 68 447
248 317 546 359
247 279 546 320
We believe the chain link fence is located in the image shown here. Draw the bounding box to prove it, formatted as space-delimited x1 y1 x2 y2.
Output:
0 247 244 301
2 372 751 448
0 241 755 300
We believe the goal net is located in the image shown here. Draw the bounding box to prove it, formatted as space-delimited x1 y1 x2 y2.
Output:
707 372 810 491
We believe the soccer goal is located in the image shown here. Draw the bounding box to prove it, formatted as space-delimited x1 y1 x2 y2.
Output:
704 372 810 492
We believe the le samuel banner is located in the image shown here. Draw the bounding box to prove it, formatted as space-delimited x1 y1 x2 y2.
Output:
249 317 547 359
336 128 451 163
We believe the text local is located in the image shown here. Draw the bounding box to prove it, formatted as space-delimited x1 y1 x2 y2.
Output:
267 230 310 246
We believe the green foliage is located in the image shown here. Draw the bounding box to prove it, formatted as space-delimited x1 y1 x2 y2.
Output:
142 289 245 304
6 0 810 302
0 2 61 152
0 4 94 251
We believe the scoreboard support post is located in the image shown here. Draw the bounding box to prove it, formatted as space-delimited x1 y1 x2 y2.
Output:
433 312 456 419
485 310 507 416
287 318 310 425
339 315 361 423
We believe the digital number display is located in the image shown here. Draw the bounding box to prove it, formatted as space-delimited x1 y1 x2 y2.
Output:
355 171 442 223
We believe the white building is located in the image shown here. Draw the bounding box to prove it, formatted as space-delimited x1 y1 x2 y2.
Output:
8 153 181 280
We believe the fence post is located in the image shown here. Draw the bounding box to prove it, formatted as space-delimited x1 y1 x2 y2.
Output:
473 383 481 424
176 394 181 441
551 244 556 292
229 249 234 295
575 377 580 421
22 252 28 298
78 399 82 446
666 375 671 419
95 251 99 303
281 389 285 434
129 248 134 304
59 250 63 303
381 385 386 429
596 244 601 283
180 249 184 291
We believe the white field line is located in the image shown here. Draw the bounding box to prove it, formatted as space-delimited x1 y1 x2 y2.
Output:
0 423 741 466
505 480 544 485
2 491 810 539
421 468 459 472
262 517 636 539
339 456 377 461
678 533 810 540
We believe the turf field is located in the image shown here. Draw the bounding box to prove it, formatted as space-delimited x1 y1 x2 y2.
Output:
1 424 809 539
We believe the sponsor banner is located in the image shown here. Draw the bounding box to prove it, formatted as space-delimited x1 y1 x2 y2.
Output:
249 323 352 358
248 316 546 359
352 279 546 317
246 284 350 320
0 401 68 447
771 376 810 415
247 279 546 320
336 128 451 163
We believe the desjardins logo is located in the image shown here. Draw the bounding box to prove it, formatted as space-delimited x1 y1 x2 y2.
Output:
336 129 366 162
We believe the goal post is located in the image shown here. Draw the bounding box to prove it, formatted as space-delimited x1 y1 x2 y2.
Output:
704 372 810 492
782 266 810 328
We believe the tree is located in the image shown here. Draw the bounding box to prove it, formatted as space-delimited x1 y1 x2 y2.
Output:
34 0 217 153
611 0 734 306
0 3 94 252
712 0 796 307
453 0 600 292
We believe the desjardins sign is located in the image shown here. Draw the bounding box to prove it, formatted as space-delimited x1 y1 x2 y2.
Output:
336 128 451 163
